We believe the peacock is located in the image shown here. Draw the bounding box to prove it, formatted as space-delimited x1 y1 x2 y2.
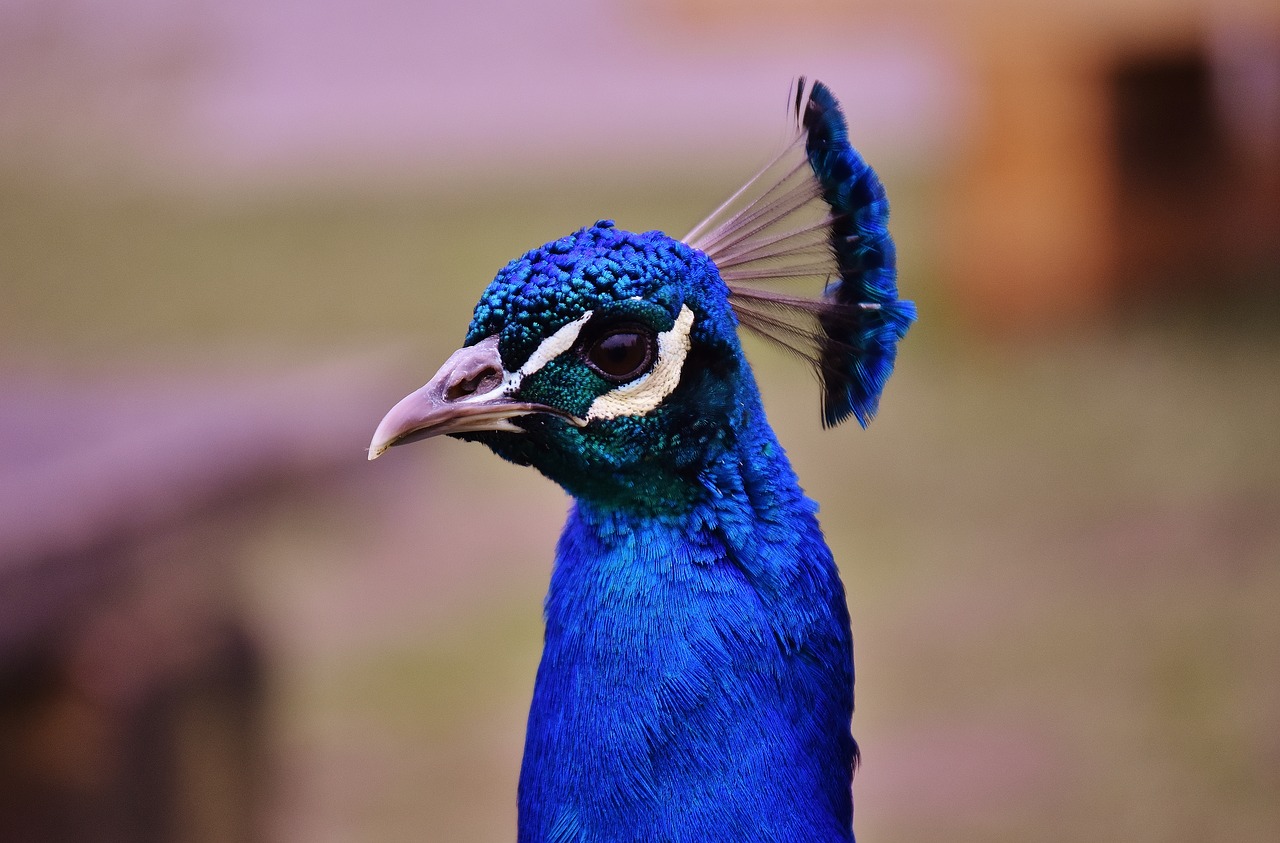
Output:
368 79 914 843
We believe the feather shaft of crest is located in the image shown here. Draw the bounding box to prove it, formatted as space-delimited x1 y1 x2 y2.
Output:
683 143 801 247
699 191 820 257
720 262 837 282
731 301 868 382
735 306 838 348
714 241 830 270
682 78 916 428
711 215 837 266
724 286 848 314
693 158 810 253
733 308 830 367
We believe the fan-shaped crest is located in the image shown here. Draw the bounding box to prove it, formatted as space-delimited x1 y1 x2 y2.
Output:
684 78 916 427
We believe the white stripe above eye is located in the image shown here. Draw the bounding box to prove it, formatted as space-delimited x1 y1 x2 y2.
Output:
586 304 695 421
503 310 595 391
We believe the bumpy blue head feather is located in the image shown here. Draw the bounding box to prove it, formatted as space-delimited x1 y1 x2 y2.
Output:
467 222 704 366
459 221 748 512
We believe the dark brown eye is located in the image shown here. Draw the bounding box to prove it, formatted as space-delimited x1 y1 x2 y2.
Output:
584 325 657 382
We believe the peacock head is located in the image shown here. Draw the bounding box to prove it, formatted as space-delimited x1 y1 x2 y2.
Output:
368 79 915 512
368 221 753 510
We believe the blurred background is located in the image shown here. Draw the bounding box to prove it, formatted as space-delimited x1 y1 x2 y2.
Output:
2 0 1278 841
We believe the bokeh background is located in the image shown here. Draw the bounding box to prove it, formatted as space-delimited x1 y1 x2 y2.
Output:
3 1 1279 841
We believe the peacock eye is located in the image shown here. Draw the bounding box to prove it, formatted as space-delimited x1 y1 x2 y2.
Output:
583 324 657 383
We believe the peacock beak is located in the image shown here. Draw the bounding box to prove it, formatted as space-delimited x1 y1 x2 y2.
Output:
368 336 576 460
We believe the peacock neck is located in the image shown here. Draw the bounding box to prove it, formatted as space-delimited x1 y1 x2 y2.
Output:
517 412 857 842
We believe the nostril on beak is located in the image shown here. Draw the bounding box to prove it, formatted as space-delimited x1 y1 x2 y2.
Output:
445 367 502 401
428 335 507 404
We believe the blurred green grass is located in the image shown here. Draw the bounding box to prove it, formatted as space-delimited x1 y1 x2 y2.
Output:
5 169 1278 842
0 164 946 360
1 169 833 357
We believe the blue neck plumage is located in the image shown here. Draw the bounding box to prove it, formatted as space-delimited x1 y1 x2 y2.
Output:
517 394 857 843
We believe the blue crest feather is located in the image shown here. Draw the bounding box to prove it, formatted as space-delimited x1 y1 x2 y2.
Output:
685 78 916 427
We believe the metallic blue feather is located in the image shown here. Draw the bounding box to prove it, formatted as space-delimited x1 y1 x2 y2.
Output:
686 79 916 428
800 80 916 427
518 379 857 843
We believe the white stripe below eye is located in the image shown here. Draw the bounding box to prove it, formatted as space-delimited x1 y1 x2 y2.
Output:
586 305 695 421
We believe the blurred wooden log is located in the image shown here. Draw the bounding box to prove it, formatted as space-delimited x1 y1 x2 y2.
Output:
0 353 406 843
935 9 1280 333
